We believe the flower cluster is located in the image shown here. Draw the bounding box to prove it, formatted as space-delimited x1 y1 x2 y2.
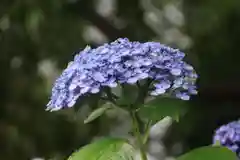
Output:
47 38 197 111
213 120 240 157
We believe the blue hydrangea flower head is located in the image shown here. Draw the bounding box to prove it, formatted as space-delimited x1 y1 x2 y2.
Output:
47 38 197 111
213 120 240 157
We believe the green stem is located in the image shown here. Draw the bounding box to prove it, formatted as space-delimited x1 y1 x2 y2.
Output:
142 120 152 145
131 111 148 160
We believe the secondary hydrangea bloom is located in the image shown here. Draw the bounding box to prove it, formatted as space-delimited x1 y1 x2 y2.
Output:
213 120 240 157
47 38 197 111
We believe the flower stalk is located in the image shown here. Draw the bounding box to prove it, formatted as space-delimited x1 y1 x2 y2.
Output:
131 111 148 160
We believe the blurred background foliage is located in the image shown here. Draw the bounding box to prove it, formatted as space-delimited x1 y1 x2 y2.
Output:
1 0 240 159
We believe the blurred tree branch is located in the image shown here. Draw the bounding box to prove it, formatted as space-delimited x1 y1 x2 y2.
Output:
65 0 155 41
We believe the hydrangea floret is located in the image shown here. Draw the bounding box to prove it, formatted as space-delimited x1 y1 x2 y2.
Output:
213 120 240 157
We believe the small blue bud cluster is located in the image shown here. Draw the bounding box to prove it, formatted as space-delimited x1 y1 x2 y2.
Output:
47 38 197 111
213 120 240 157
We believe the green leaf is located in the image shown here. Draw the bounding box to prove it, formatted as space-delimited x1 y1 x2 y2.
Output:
177 146 237 160
138 97 188 122
68 138 135 160
84 104 112 124
117 84 138 105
